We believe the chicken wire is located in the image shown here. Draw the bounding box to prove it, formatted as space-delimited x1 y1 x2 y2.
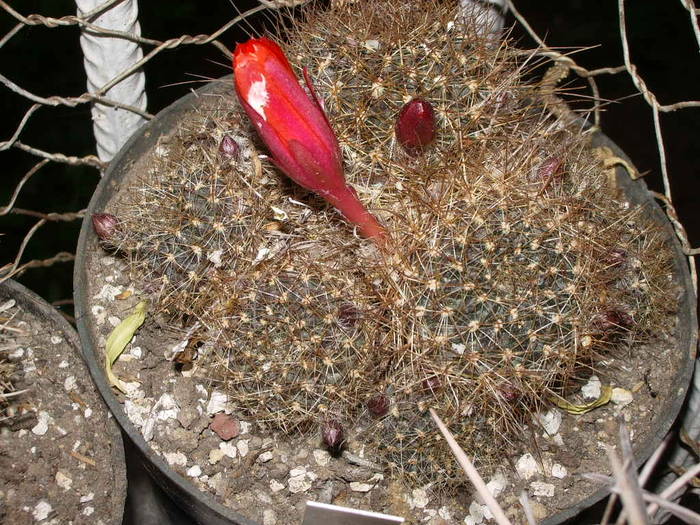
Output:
0 0 698 517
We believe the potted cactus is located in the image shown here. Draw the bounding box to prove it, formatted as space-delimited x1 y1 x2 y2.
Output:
74 1 696 523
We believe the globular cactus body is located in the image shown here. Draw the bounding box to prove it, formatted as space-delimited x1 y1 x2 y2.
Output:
108 0 674 488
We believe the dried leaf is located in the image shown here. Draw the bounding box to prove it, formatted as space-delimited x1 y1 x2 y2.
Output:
115 290 133 300
550 385 613 415
105 301 148 392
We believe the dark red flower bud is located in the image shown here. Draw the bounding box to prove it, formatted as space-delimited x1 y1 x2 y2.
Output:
422 375 441 394
367 394 390 417
604 248 627 269
321 419 344 451
395 98 436 156
337 303 361 329
593 308 634 334
219 135 240 160
499 383 521 402
91 213 119 241
537 157 564 181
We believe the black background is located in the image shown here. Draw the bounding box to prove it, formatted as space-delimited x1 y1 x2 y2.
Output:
1 0 698 311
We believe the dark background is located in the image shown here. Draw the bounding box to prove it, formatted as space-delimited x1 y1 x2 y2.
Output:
1 0 698 311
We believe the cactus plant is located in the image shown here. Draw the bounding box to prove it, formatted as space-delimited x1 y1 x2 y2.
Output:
105 0 676 491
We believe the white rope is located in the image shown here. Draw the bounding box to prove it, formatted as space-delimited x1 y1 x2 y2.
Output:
75 0 147 164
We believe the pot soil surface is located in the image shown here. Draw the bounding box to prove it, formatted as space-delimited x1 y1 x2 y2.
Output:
0 282 126 524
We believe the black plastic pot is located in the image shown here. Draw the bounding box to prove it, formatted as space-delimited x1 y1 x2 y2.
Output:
74 78 697 525
0 278 127 524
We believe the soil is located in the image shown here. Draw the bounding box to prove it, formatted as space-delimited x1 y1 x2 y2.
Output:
0 285 126 524
77 95 691 524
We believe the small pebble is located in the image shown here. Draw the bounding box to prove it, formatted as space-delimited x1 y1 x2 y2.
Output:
485 472 507 499
611 387 633 407
206 391 229 415
31 411 51 436
219 441 237 459
288 474 312 494
209 449 225 465
531 501 548 521
289 467 306 477
516 453 540 480
209 413 240 440
466 501 486 524
186 465 202 478
91 305 106 325
438 506 452 520
313 449 330 467
258 451 274 463
177 406 199 429
270 480 285 493
411 487 429 509
552 464 567 479
531 481 555 497
349 482 373 492
93 283 123 302
263 509 277 525
581 375 602 400
163 451 187 467
55 471 72 491
33 500 52 521
237 440 249 457
537 410 562 435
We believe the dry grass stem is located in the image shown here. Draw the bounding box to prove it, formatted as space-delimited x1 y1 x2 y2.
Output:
429 408 512 525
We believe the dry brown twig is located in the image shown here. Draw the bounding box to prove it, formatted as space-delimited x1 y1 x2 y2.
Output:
430 408 513 525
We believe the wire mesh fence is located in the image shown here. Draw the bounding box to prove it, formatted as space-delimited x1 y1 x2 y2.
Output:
0 0 699 518
2 0 698 297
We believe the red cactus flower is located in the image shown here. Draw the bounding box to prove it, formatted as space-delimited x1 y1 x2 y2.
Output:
233 37 386 242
